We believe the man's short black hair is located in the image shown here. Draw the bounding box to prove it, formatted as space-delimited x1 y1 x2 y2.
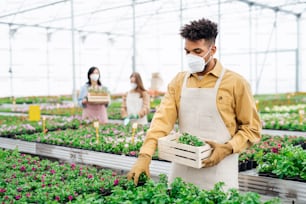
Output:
180 18 218 44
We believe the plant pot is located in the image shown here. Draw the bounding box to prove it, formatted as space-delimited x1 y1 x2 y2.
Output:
246 160 252 170
258 172 269 177
268 173 278 178
252 160 258 168
239 162 247 172
286 176 304 182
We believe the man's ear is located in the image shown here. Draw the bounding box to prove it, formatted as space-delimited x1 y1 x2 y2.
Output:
211 45 217 55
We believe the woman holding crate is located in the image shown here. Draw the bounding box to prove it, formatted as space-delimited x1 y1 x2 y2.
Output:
121 72 150 125
78 66 109 124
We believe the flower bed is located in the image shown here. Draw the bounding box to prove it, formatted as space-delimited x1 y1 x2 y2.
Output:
0 115 88 137
1 114 304 180
0 115 305 181
14 123 149 157
260 112 306 131
0 148 280 203
255 145 306 182
1 95 305 130
239 134 306 172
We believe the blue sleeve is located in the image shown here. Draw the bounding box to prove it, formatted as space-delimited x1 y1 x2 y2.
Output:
78 84 88 108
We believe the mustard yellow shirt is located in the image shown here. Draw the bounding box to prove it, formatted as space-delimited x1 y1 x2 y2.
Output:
140 59 261 156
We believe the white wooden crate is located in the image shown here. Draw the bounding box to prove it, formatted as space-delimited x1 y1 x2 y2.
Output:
87 94 110 104
158 133 212 169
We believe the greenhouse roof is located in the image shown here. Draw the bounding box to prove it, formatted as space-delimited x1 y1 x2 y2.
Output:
1 0 305 35
1 0 306 97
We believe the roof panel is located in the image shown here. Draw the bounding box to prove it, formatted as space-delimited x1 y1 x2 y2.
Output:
0 0 305 35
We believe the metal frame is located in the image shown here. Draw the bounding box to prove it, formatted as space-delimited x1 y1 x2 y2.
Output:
0 0 305 97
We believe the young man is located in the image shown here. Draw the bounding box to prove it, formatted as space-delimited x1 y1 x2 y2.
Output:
127 18 261 191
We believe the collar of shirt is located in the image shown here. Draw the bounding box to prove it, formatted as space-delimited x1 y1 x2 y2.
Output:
189 59 223 79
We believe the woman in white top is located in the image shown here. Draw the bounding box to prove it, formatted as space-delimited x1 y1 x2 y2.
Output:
121 72 150 125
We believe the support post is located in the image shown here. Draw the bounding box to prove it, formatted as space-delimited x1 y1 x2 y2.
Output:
70 0 77 104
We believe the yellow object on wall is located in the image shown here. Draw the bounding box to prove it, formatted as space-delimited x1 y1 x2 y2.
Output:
28 105 41 121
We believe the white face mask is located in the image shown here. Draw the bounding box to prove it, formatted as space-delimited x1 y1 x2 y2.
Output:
130 82 137 90
186 47 212 73
90 74 99 81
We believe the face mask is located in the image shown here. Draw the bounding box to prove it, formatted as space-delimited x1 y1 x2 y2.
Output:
130 83 137 90
90 74 99 81
186 47 212 73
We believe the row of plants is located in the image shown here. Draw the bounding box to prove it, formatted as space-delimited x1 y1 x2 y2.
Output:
1 91 305 110
238 134 306 171
0 115 305 181
0 148 280 203
2 103 305 132
3 119 304 181
260 104 306 114
2 98 306 132
260 112 306 131
14 123 148 157
0 95 72 105
255 144 306 181
254 92 306 110
0 115 89 137
0 100 155 120
0 103 82 117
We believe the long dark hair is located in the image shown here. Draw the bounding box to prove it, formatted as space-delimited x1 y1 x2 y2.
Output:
130 72 146 98
86 66 102 86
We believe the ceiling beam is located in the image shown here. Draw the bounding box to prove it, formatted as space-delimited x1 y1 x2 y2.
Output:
0 0 69 19
236 0 301 17
0 21 130 37
35 0 155 26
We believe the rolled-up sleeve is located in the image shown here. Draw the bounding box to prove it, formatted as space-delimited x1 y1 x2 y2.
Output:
139 74 183 156
227 79 261 153
78 85 88 108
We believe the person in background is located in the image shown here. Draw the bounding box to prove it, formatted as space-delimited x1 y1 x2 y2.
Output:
121 72 150 125
78 66 108 124
127 18 261 191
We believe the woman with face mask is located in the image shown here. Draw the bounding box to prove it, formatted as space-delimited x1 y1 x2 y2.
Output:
78 66 109 124
121 72 150 125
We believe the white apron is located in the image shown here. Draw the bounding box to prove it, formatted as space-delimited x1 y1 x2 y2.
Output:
126 92 148 125
169 68 239 191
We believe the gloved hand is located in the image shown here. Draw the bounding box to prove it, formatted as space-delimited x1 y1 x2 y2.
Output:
129 114 139 119
127 153 151 185
202 141 233 168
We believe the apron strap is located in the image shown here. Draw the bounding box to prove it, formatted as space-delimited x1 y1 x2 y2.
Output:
214 68 226 90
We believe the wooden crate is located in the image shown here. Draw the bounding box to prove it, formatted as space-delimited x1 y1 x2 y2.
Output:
87 94 110 104
158 133 212 168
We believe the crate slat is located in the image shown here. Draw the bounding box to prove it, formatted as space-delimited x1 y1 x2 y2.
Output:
87 95 110 104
